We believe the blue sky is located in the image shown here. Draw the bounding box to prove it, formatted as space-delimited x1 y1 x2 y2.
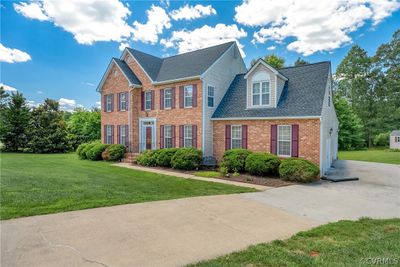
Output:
1 0 399 110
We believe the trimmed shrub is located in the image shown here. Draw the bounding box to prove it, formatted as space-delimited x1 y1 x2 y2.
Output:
245 152 281 176
171 148 202 170
81 141 100 159
221 148 252 173
102 144 126 161
86 143 109 160
77 143 89 159
373 132 390 147
155 148 179 167
137 150 159 167
279 158 319 183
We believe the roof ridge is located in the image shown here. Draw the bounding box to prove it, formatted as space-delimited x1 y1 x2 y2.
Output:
126 48 163 60
278 61 330 70
161 41 235 60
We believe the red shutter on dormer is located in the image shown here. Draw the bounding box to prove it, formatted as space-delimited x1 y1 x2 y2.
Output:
242 125 248 149
179 125 184 147
192 84 197 107
171 87 176 109
271 125 277 155
171 125 176 147
291 124 299 157
141 91 144 111
225 125 231 150
160 125 164 149
151 90 155 110
192 125 197 148
160 89 164 110
179 86 184 108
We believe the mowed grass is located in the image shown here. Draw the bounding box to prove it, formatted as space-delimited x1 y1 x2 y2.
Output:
0 153 255 220
189 218 400 267
193 171 222 178
338 149 400 164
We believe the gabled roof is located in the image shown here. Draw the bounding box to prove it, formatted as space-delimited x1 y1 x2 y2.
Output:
391 130 400 136
244 58 288 81
212 61 331 119
125 41 236 83
96 58 141 91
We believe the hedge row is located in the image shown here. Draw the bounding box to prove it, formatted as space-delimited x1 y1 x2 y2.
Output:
137 148 202 170
76 141 125 161
221 148 319 183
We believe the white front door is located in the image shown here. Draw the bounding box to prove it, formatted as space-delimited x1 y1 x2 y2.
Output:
139 119 156 152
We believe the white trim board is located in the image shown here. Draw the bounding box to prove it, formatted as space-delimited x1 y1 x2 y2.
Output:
211 116 321 121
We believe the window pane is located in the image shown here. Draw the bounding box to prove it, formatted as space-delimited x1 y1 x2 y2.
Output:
106 95 112 111
262 82 269 93
164 125 172 148
184 125 192 147
164 89 172 108
278 125 291 156
261 93 269 105
207 86 214 107
278 141 291 156
231 126 242 139
145 91 151 110
208 97 214 107
232 139 242 149
184 86 193 107
253 94 260 105
252 83 260 94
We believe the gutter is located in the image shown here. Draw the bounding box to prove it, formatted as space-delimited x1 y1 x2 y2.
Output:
211 116 321 121
152 75 201 86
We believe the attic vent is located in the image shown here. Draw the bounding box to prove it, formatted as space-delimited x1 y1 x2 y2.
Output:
114 70 118 77
127 56 132 63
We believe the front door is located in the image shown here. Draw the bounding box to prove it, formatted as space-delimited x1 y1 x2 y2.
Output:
140 119 156 152
145 126 152 150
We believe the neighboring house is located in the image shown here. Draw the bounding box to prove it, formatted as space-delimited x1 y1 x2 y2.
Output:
390 130 400 149
97 41 338 175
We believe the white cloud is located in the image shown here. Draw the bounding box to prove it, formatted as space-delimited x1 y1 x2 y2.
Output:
0 83 18 92
267 46 276 50
59 97 76 107
96 101 101 107
14 0 132 45
131 5 171 44
27 100 39 108
119 42 129 51
82 81 95 87
36 90 43 94
170 4 216 20
235 0 400 55
160 24 248 57
0 43 31 63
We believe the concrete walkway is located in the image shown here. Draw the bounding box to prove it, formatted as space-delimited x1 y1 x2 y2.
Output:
1 195 315 267
114 163 270 191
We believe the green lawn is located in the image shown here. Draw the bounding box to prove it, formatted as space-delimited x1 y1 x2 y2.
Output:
0 153 255 220
189 218 400 267
338 149 400 164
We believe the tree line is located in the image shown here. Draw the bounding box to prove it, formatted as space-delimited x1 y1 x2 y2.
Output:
0 89 100 153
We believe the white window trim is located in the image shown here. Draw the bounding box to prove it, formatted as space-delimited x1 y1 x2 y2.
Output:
277 125 292 157
164 88 172 109
106 125 113 144
251 80 271 107
184 85 193 108
120 125 126 145
119 93 127 111
184 125 193 147
164 125 172 148
207 84 215 108
231 125 242 149
145 91 152 111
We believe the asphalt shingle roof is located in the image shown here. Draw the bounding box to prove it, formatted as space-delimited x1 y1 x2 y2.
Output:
391 130 400 136
113 58 142 86
127 42 235 82
212 61 331 118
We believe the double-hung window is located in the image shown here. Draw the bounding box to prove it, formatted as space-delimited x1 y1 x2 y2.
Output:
396 136 400 143
184 125 193 147
207 85 214 107
278 125 291 157
119 92 127 111
145 91 152 110
119 125 126 145
231 125 242 149
184 85 193 108
252 81 270 106
164 89 172 109
106 125 113 144
164 125 173 148
106 94 113 112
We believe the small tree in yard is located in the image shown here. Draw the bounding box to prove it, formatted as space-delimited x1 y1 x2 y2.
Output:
0 92 30 151
27 99 70 153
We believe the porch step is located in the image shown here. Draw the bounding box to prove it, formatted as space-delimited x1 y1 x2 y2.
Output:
122 153 140 164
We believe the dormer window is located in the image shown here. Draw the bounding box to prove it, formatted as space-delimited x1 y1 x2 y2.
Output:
252 81 270 106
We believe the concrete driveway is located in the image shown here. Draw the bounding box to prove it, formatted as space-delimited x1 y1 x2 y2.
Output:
243 160 400 223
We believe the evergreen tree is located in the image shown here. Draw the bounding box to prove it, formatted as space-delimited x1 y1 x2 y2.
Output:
294 57 309 66
264 54 285 68
0 92 30 151
28 99 70 153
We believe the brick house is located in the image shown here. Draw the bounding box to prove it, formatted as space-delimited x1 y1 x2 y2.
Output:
97 42 338 174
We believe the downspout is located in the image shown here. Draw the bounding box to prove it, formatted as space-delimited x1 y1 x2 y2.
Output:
128 86 135 153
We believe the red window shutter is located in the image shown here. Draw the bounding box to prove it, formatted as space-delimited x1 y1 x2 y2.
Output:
160 89 164 110
225 125 231 150
171 87 176 109
125 92 129 111
111 94 114 112
192 125 197 148
141 91 144 111
111 125 115 144
125 124 129 147
179 86 184 108
179 125 184 147
117 93 120 111
271 125 277 155
160 125 164 149
103 94 107 112
171 125 176 148
151 90 155 110
117 125 121 144
192 84 197 107
103 125 107 143
242 125 248 149
291 124 299 157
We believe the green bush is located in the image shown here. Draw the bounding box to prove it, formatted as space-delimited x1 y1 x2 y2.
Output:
245 153 281 176
137 150 159 167
171 148 202 170
221 148 252 173
86 143 109 161
155 148 179 167
102 144 126 161
279 158 319 183
76 143 89 159
373 132 390 147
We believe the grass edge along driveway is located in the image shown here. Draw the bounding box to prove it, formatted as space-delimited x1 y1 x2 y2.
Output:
1 153 256 220
338 149 400 165
189 218 400 267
